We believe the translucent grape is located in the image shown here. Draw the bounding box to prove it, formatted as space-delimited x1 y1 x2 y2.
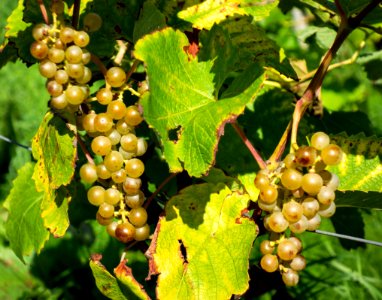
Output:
134 224 150 241
290 255 306 271
260 240 275 255
295 146 317 167
104 150 124 172
281 168 303 190
282 269 299 286
260 254 279 273
30 41 49 60
282 200 303 223
125 158 145 178
128 207 148 227
317 186 335 205
87 185 105 206
301 197 319 219
125 105 143 126
125 191 145 208
106 67 126 88
311 132 330 150
79 163 98 184
268 212 289 233
301 173 323 195
104 188 121 206
83 12 103 32
98 203 115 219
259 185 278 204
321 144 343 165
277 239 298 261
94 113 113 132
115 222 136 243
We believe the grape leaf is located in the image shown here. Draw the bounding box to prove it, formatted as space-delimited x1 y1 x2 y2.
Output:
32 111 76 192
2 0 30 46
90 256 150 300
178 0 279 30
3 162 50 262
336 191 382 209
152 183 257 299
328 134 382 192
134 28 265 177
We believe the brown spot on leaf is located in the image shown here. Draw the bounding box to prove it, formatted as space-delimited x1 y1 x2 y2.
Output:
145 220 161 280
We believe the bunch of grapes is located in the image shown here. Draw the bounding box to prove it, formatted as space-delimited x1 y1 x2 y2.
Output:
255 132 343 285
30 4 150 244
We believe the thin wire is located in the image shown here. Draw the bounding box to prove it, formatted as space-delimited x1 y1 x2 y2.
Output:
310 229 382 247
0 135 32 151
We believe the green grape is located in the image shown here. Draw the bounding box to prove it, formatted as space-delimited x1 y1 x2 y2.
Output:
50 94 68 110
258 199 278 212
66 63 85 79
91 135 112 156
289 215 308 234
125 105 143 126
46 80 63 97
106 129 121 146
94 113 113 132
311 131 330 150
96 88 113 105
87 185 105 206
268 212 289 233
111 169 127 183
260 254 279 273
125 191 145 208
105 188 121 206
82 112 97 133
123 177 142 195
321 144 343 165
301 173 323 195
116 119 134 135
96 212 113 226
136 138 148 156
83 12 103 32
134 224 150 241
260 240 275 255
301 197 319 219
65 45 83 63
254 173 269 190
106 221 118 238
54 69 69 84
259 184 278 204
60 27 75 44
290 255 306 271
30 41 49 60
282 200 303 223
80 163 98 184
317 186 335 205
107 100 127 120
73 30 90 47
82 49 91 64
98 202 115 219
295 146 317 167
76 66 92 84
39 60 57 78
119 146 135 160
120 133 138 152
125 158 145 178
277 239 298 261
283 153 297 169
306 214 321 231
128 207 148 227
288 237 303 253
106 67 126 88
104 151 124 172
282 269 299 286
66 85 85 105
48 47 65 63
318 201 336 218
32 23 50 41
96 163 111 179
115 222 136 243
281 168 303 190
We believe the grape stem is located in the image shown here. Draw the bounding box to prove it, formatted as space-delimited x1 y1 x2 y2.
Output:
115 40 128 65
310 230 382 247
91 54 108 76
231 122 267 169
37 0 50 25
77 134 94 165
272 0 382 159
144 173 177 209
72 0 81 29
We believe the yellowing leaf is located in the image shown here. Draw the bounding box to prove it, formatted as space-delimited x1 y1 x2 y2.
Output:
152 183 257 299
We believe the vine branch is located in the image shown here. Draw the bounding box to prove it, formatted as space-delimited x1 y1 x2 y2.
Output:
37 0 50 25
144 173 177 209
77 134 94 164
71 0 81 29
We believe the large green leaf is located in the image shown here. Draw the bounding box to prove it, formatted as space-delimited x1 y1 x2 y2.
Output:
178 0 278 30
3 162 50 262
151 183 257 299
134 28 265 177
90 256 150 300
336 191 382 209
328 134 382 192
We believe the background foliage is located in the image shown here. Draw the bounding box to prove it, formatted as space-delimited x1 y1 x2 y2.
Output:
0 0 382 299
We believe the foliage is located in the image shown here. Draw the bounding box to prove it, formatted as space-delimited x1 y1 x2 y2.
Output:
0 0 382 299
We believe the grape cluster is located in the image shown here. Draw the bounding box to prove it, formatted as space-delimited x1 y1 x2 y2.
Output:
30 6 150 243
255 132 343 285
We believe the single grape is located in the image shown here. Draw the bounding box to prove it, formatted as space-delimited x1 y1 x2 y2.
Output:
116 119 134 135
125 105 143 126
260 254 279 273
106 221 118 238
94 113 113 132
48 47 65 63
259 185 278 204
289 215 308 234
136 138 148 156
104 150 124 172
311 132 330 150
306 213 321 231
134 224 150 241
98 202 115 219
82 112 97 133
66 63 85 79
119 146 136 160
65 45 83 63
51 0 65 14
318 201 336 218
106 129 121 146
82 49 91 64
91 135 112 156
96 212 113 226
123 177 142 195
76 66 92 84
83 12 103 32
295 146 317 167
115 222 136 243
107 100 127 120
282 200 303 223
80 163 98 184
73 30 90 47
55 69 69 84
125 191 145 208
30 41 49 60
290 255 306 271
96 163 111 179
281 168 303 190
319 170 340 190
291 187 305 199
301 173 323 195
254 173 269 190
277 239 298 261
32 23 50 41
125 158 145 178
46 80 63 97
96 88 113 105
317 186 335 205
106 67 126 88
258 199 278 212
321 144 343 165
260 240 275 255
268 212 289 233
120 133 138 152
128 207 148 227
111 169 127 183
104 188 121 206
282 269 299 287
301 197 320 219
283 153 297 169
60 27 75 44
66 85 85 105
39 60 57 78
50 94 68 110
87 185 105 206
288 237 303 253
